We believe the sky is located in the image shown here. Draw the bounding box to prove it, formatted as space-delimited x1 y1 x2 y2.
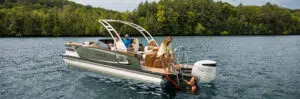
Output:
70 0 300 12
70 0 159 12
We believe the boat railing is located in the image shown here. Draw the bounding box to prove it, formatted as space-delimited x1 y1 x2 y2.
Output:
174 46 190 66
168 63 183 86
99 19 158 46
172 46 192 86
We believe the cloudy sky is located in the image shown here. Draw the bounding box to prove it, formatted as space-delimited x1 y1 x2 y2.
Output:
70 0 300 12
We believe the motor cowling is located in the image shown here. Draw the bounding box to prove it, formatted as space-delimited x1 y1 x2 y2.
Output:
192 60 216 83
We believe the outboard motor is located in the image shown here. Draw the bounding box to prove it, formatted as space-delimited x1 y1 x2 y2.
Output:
192 60 216 83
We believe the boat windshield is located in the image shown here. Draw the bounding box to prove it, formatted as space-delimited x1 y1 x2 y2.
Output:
96 41 109 49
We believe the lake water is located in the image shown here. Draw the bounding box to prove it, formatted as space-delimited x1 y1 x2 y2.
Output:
0 36 300 99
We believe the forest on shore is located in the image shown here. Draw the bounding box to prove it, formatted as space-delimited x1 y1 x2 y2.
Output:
0 0 300 37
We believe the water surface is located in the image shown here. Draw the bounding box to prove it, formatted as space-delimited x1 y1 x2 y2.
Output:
0 36 300 99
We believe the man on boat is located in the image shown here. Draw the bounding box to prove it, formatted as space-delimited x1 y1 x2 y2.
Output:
122 34 133 48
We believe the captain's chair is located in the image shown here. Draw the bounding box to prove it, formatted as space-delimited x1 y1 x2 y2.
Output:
144 39 158 54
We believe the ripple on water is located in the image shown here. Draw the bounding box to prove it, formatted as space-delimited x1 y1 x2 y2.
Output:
1 36 300 99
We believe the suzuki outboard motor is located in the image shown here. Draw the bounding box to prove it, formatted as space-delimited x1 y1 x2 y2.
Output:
192 60 216 83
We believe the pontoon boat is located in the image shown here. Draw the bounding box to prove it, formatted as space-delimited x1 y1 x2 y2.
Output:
62 19 217 91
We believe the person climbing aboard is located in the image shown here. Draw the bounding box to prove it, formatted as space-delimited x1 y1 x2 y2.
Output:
184 76 198 94
157 36 198 93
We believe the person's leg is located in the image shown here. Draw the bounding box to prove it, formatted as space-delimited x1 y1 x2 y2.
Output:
166 53 176 72
159 55 167 72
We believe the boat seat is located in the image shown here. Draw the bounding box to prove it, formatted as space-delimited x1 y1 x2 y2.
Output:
80 41 101 48
143 39 158 54
145 51 157 67
111 40 127 52
144 46 151 54
145 52 175 68
65 41 102 49
144 50 171 68
141 66 172 74
87 45 100 48
148 39 158 47
144 46 159 54
65 42 82 47
153 59 163 68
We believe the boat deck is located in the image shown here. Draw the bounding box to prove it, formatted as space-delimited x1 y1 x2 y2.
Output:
141 66 168 74
141 64 193 75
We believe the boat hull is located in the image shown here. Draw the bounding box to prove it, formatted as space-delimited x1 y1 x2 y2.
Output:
63 57 162 84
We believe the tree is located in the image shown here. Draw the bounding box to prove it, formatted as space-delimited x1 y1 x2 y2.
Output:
195 23 205 35
0 0 299 37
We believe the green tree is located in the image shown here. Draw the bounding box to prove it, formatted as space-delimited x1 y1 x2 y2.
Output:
0 0 299 37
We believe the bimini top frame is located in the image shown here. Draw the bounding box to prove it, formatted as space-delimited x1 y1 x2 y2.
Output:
99 19 158 49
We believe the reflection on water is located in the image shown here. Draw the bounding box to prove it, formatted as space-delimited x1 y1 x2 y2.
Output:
79 71 217 99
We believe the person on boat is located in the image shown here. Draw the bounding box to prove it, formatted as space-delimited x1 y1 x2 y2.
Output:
122 34 133 48
109 33 121 50
157 36 176 72
130 38 139 53
157 36 198 93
